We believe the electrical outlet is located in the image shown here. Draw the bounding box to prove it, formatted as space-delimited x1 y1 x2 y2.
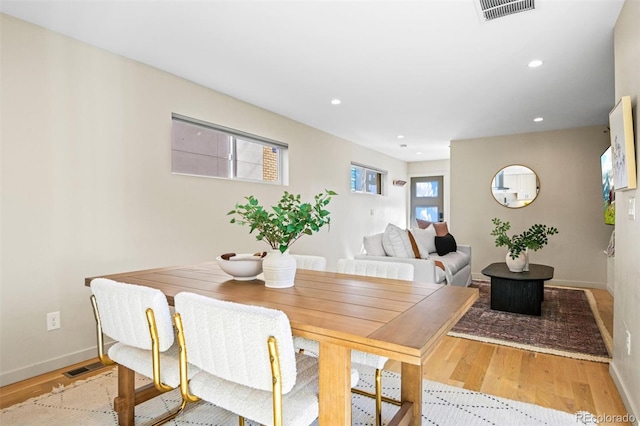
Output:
47 311 60 331
629 197 636 220
626 329 631 356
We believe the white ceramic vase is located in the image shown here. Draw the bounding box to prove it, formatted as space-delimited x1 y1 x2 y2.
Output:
506 250 528 272
262 249 297 288
523 248 530 271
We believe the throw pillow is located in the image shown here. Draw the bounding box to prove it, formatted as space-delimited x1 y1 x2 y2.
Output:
416 218 430 229
434 233 457 256
433 222 449 236
415 219 449 236
382 224 414 258
363 233 386 256
410 226 436 256
406 231 422 259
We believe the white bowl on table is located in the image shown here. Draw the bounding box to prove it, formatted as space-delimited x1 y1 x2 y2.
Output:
216 252 265 281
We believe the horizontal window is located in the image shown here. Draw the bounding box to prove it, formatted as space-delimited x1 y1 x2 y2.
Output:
171 113 288 184
350 163 386 195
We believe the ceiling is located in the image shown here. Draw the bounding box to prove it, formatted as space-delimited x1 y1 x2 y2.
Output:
0 1 625 162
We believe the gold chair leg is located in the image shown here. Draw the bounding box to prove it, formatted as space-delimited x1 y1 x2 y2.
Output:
267 336 283 426
146 308 173 393
173 313 201 404
90 295 115 366
150 399 188 426
352 387 401 405
238 417 245 426
350 368 402 426
375 368 382 426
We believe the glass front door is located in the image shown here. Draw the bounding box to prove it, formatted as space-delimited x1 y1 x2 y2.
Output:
410 176 444 227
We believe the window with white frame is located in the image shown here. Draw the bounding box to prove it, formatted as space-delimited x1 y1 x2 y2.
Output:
350 163 386 195
171 113 288 184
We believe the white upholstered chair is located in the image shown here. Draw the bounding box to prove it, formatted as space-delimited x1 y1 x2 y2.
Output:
336 258 414 281
173 292 359 426
89 278 198 425
296 258 414 426
291 254 327 271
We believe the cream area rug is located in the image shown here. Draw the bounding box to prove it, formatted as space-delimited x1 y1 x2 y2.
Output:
1 367 596 426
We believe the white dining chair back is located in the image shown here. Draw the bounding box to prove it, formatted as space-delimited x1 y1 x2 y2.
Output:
173 292 324 426
90 278 195 424
175 292 298 392
91 278 174 351
336 259 414 281
291 254 327 271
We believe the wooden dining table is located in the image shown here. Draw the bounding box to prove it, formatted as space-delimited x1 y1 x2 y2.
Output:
85 261 478 426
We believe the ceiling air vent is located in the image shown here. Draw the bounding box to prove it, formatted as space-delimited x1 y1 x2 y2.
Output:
477 0 535 21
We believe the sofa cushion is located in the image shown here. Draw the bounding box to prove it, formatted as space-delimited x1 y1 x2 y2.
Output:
430 249 469 276
435 233 457 256
407 231 429 259
434 267 447 283
410 226 436 255
363 233 386 256
382 224 414 258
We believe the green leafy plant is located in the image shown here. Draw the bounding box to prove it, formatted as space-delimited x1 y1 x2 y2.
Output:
228 190 337 253
490 218 559 259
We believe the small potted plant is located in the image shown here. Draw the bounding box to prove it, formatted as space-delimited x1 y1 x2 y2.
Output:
228 190 336 287
490 218 559 272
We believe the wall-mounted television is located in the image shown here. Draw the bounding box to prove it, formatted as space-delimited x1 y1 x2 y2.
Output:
600 146 615 225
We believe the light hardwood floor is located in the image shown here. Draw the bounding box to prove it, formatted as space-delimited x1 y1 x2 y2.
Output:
0 288 631 425
0 358 112 410
387 289 630 426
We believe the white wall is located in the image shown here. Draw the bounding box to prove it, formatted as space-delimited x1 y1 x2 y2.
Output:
609 0 640 420
450 126 613 288
0 15 408 385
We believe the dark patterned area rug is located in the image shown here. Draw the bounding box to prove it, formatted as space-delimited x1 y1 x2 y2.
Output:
448 281 612 362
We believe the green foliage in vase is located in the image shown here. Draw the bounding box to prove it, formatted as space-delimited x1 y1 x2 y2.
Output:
490 218 559 259
228 190 337 253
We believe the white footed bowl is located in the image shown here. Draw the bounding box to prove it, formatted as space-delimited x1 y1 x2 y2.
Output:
216 253 264 280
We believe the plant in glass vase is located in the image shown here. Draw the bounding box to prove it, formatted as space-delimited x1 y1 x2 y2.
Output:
490 218 559 272
228 190 337 287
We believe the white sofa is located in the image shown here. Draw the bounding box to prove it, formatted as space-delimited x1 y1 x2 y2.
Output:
355 223 472 286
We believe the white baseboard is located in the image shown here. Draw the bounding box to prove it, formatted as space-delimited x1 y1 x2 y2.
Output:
0 341 114 387
607 282 615 295
470 272 606 289
471 272 489 281
547 278 607 289
609 361 639 425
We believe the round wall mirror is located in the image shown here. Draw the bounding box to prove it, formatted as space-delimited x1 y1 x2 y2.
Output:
491 165 540 208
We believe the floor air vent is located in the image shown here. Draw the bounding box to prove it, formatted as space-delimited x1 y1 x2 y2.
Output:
63 361 105 378
477 0 535 21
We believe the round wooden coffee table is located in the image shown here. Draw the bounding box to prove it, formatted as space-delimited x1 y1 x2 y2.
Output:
481 262 554 316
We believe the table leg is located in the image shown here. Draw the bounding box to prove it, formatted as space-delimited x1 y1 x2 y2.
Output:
115 364 135 426
490 277 544 315
318 342 351 425
401 362 422 426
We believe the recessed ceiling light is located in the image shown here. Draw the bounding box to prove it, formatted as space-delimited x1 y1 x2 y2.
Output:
397 135 404 139
528 60 543 68
330 99 341 105
416 152 422 155
534 117 544 122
